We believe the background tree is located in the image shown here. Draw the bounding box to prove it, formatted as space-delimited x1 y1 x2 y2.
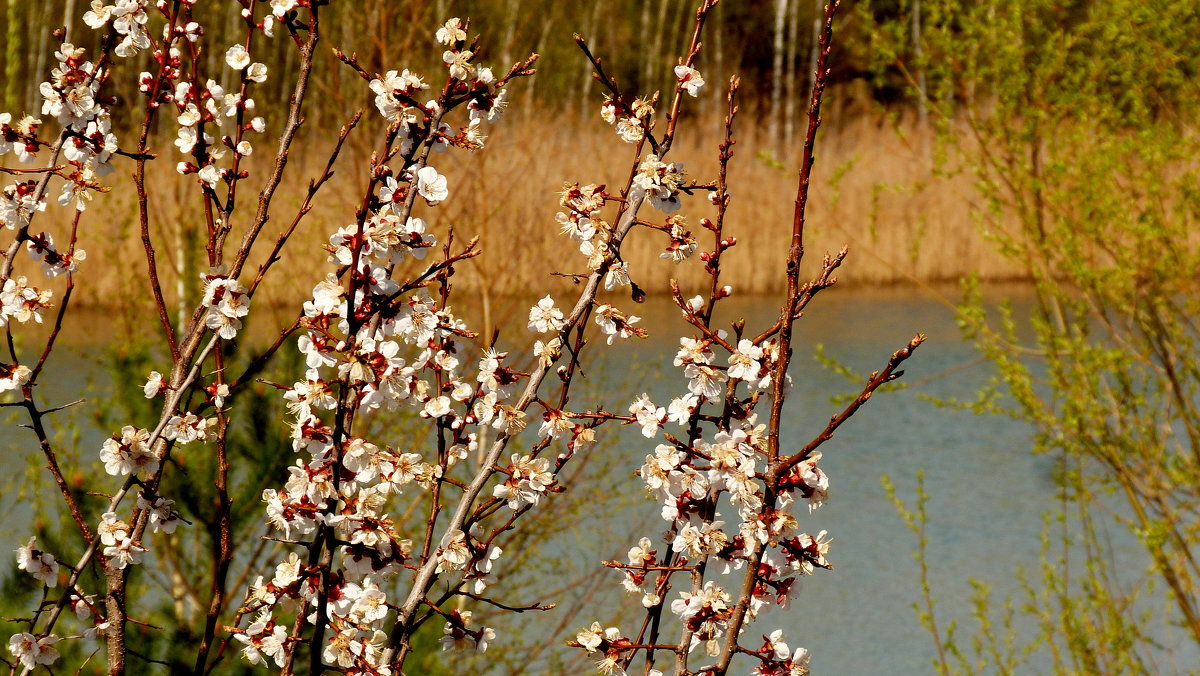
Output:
863 0 1200 671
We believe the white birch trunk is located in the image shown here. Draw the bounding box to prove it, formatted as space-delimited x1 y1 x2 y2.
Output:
711 1 724 119
523 18 554 110
913 0 928 124
62 0 77 43
578 1 603 120
29 21 48 113
647 0 671 93
784 0 801 148
500 0 519 70
4 0 19 111
639 0 652 87
769 0 788 143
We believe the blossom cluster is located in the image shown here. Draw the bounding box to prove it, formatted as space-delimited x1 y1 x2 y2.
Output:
0 12 125 419
1 39 113 260
9 538 111 667
153 11 274 188
567 53 836 676
200 273 251 340
0 276 53 327
4 3 287 668
83 1 151 58
578 322 829 672
601 96 657 144
1 5 136 667
235 18 529 672
631 153 686 214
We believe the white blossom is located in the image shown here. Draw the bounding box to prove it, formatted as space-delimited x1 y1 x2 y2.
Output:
415 165 448 204
226 44 251 70
527 295 565 333
247 62 269 83
8 633 60 669
674 64 705 96
15 537 58 587
436 18 466 45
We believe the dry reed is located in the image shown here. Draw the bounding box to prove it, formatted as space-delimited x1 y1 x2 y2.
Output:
67 101 1016 312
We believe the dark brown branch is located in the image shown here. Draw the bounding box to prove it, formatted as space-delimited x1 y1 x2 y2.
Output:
713 3 842 673
132 1 186 360
775 334 926 478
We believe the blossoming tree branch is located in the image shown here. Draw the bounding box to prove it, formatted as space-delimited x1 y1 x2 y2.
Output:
0 0 921 674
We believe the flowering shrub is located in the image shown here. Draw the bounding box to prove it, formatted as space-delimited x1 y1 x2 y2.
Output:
0 1 920 674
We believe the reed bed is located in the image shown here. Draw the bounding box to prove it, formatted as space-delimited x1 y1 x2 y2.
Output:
71 104 1014 312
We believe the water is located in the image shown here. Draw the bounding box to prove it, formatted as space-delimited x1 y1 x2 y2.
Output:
2 285 1192 673
560 286 1057 674
518 285 1195 674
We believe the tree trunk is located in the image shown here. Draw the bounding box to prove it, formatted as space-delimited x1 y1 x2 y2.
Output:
769 0 788 143
578 0 603 120
710 0 724 119
784 0 801 148
647 0 671 94
638 0 652 90
4 0 19 112
62 0 77 43
522 17 553 111
500 0 519 69
29 19 49 114
912 0 928 125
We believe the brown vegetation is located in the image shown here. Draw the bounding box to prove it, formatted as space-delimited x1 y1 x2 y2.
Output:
76 99 1011 311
